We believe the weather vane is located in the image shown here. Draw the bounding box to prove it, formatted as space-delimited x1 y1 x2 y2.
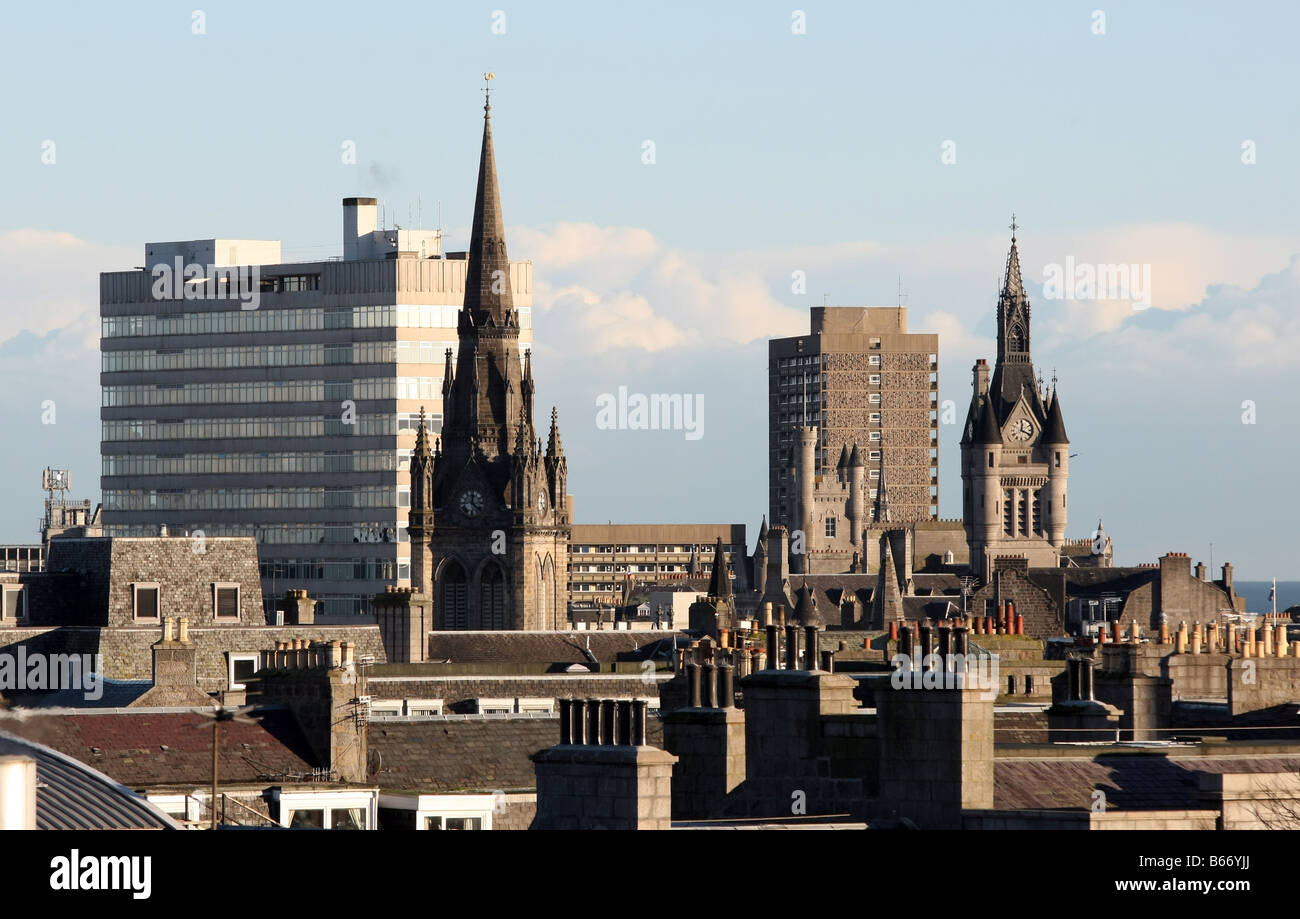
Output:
1009 213 1019 239
483 71 495 111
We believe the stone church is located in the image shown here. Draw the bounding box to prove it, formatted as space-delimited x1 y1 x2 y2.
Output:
960 226 1069 581
409 93 571 631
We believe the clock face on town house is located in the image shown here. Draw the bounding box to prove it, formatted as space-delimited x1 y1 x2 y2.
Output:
1009 418 1034 442
459 489 484 517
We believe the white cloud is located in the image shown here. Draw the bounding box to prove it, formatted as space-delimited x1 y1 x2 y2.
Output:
0 229 135 354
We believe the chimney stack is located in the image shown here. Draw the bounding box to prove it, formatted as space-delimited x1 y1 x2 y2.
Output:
342 197 378 260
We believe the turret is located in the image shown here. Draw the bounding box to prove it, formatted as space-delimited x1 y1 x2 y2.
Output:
1042 387 1069 547
409 409 435 597
847 443 865 547
795 426 817 572
972 396 1003 573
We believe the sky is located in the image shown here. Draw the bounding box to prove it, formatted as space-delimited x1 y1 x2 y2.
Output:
1 1 1298 580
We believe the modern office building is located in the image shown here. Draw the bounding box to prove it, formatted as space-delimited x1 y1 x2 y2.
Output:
99 201 534 617
768 307 938 529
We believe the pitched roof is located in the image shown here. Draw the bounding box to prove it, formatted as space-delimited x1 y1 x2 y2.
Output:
425 631 680 666
367 714 666 793
0 708 320 788
995 753 1300 811
368 718 557 792
0 729 181 829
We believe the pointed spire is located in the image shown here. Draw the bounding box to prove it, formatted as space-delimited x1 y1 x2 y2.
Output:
546 407 564 456
795 579 821 627
836 444 850 470
974 396 1002 445
707 537 732 602
757 515 769 545
849 442 864 468
1042 385 1069 444
874 443 892 524
1002 216 1024 300
414 406 431 459
464 77 514 325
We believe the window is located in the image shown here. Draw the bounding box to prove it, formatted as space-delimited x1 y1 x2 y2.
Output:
330 808 365 830
133 583 160 620
289 809 325 828
406 699 444 717
370 701 403 719
516 697 554 714
475 698 513 715
1 587 25 620
213 583 239 618
1054 451 1061 468
229 654 258 690
824 517 836 537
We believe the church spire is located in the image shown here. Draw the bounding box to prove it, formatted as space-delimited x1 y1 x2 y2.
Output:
1002 214 1024 300
874 442 892 524
707 537 732 602
464 73 514 326
414 406 431 460
546 407 564 457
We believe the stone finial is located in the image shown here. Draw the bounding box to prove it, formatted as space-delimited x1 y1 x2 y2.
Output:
178 617 190 643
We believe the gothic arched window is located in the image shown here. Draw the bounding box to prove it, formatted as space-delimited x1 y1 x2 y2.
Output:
1007 323 1025 353
478 563 507 631
439 561 468 630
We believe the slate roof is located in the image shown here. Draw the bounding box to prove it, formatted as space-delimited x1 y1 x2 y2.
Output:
426 630 682 665
0 729 180 829
368 718 557 792
367 714 666 794
995 754 1300 811
0 708 320 788
4 679 152 709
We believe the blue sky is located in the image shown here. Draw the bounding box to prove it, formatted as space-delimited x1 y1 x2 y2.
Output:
2 1 1298 580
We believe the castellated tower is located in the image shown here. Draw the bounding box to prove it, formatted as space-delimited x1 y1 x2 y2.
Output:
960 224 1069 582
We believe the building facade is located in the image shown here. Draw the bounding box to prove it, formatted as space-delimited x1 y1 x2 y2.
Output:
409 92 571 631
960 228 1069 581
769 307 938 533
99 199 534 619
567 523 748 607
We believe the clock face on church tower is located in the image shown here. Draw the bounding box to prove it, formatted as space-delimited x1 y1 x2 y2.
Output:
537 492 547 514
1010 418 1034 442
459 489 484 517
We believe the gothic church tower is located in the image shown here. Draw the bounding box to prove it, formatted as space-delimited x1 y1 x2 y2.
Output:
409 88 571 630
